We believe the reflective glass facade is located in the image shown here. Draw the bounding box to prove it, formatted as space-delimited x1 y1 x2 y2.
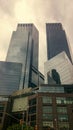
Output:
39 85 64 93
46 23 72 62
29 66 44 88
6 24 39 89
0 61 22 95
44 52 73 84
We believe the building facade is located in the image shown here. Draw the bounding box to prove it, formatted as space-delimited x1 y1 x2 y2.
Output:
44 52 73 84
28 91 73 130
6 24 39 89
46 23 72 62
4 85 73 130
0 61 22 96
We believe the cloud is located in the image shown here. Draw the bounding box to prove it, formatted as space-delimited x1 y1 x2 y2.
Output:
0 0 20 16
0 0 73 73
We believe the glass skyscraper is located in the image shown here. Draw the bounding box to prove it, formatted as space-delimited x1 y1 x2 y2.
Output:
0 61 22 95
6 24 44 89
46 23 72 62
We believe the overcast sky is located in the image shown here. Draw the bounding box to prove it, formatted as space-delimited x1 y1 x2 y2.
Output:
0 0 73 74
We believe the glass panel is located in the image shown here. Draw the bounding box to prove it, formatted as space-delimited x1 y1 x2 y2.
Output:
42 97 52 104
0 118 2 123
0 113 3 117
29 106 36 114
56 97 73 104
0 106 4 111
43 114 53 121
57 107 67 113
0 97 8 101
56 97 66 104
0 62 22 95
31 70 38 87
39 76 44 85
66 97 73 104
31 115 36 121
39 86 64 93
29 98 36 106
43 121 53 127
58 114 68 122
58 122 69 130
30 121 36 126
43 106 52 113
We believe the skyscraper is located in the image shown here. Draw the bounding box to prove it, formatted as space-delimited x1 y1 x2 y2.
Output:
0 61 22 95
46 23 72 62
6 24 40 89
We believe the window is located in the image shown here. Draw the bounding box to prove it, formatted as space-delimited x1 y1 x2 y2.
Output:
31 70 38 86
29 98 36 106
56 97 73 104
42 97 52 104
43 106 53 121
43 114 53 121
39 76 44 85
0 105 4 111
58 122 69 130
57 107 67 113
29 106 36 114
56 97 66 104
30 121 36 126
58 114 68 122
0 113 3 117
0 118 2 123
66 97 73 104
43 121 53 127
31 115 36 121
43 106 52 113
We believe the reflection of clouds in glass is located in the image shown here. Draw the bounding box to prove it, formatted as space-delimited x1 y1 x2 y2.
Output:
6 24 39 88
6 30 29 64
31 70 38 86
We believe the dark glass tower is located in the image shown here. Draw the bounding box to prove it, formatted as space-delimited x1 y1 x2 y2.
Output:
46 23 72 62
6 24 40 89
0 61 22 95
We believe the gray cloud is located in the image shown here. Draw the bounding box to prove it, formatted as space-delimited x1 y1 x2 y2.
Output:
0 0 73 73
0 0 20 16
26 0 73 72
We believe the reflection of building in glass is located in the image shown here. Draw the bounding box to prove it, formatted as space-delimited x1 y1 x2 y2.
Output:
6 24 44 89
30 66 44 88
51 69 61 84
0 61 22 95
44 52 73 84
46 23 72 62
